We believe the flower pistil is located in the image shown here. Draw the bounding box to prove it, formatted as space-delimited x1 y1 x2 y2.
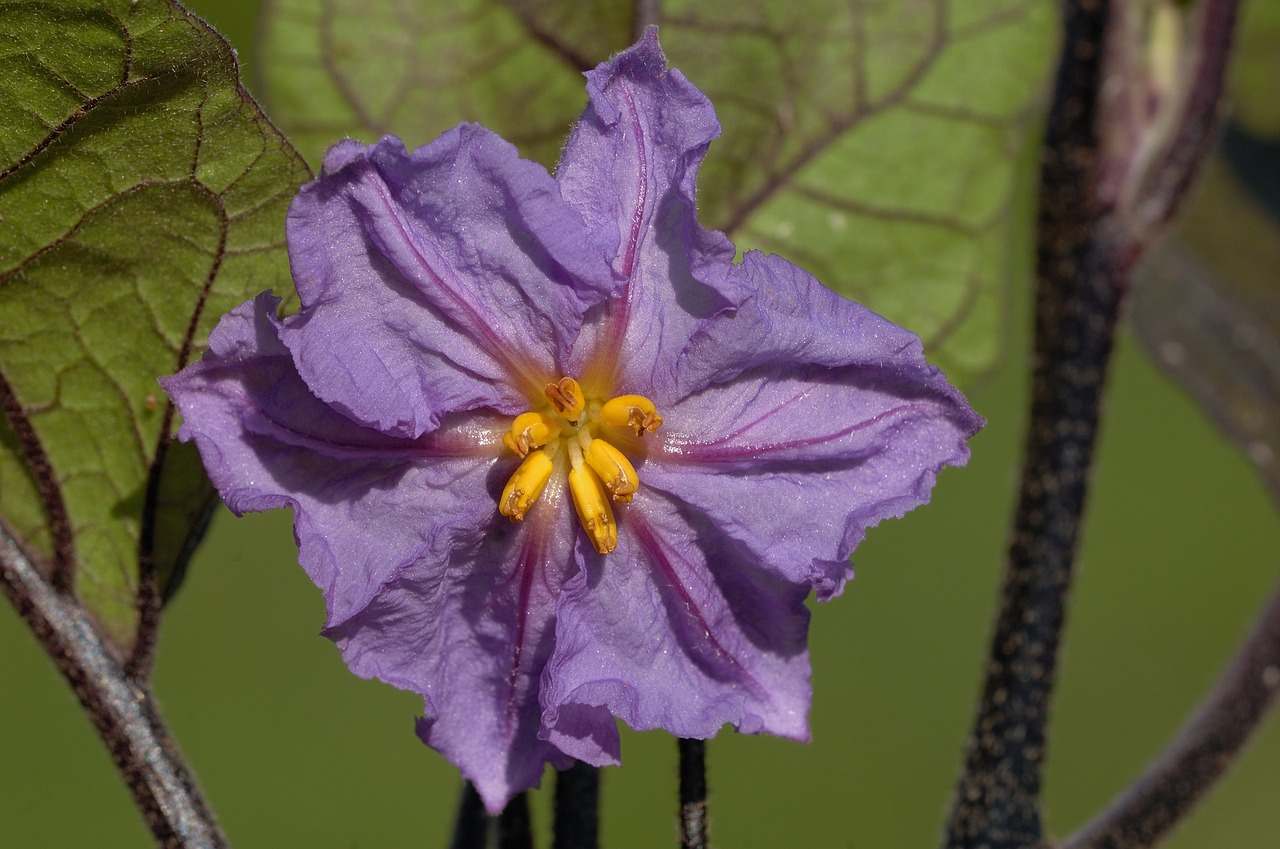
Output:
498 376 660 553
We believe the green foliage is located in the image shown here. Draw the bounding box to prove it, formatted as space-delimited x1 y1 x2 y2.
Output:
0 0 309 655
260 0 1056 385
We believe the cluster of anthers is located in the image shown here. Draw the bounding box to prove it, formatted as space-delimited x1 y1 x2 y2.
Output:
498 377 663 554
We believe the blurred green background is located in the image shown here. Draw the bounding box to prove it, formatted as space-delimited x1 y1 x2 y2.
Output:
3 1 1279 847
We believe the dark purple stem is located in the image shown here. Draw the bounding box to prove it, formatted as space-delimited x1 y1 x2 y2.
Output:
553 761 600 849
450 781 490 849
497 793 533 849
0 524 226 849
1061 579 1280 849
944 0 1242 845
943 1 1118 845
678 738 707 849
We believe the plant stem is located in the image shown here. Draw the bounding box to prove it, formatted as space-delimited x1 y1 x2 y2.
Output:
943 0 1116 845
553 761 599 849
944 0 1242 843
450 781 490 849
678 739 707 849
497 792 533 849
1060 579 1280 849
0 524 226 849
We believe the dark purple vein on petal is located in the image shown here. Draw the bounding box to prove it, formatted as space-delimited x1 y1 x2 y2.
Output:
629 508 767 700
594 80 650 385
657 399 940 463
242 395 505 462
500 505 559 737
359 161 548 395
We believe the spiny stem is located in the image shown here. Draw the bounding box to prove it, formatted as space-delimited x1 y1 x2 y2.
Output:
678 738 707 849
0 524 226 849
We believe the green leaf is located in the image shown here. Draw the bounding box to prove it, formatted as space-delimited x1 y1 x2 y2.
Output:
0 0 310 658
259 0 1055 385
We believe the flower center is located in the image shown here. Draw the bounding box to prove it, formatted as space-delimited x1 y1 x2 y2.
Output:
498 376 663 554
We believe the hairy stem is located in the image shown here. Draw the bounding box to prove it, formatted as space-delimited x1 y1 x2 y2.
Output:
1061 579 1280 849
944 0 1242 843
678 739 707 849
553 761 600 849
0 524 226 849
943 1 1115 845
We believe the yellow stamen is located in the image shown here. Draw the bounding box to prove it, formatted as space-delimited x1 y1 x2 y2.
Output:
502 411 561 458
599 394 664 435
499 450 554 522
568 466 618 554
584 438 639 502
544 377 586 422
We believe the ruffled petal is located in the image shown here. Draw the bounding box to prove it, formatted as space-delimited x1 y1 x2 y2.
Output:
324 478 580 814
161 293 502 626
283 130 618 438
642 252 983 598
541 488 812 755
556 27 740 397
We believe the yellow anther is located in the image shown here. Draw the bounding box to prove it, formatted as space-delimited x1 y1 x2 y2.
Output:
502 412 561 458
544 377 586 421
600 394 664 435
499 450 554 523
568 466 618 554
584 438 639 502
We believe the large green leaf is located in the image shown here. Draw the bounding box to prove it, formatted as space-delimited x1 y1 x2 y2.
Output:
259 0 1055 385
0 0 310 657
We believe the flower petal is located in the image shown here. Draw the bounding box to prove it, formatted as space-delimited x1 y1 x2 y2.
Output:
161 293 501 626
541 489 812 755
325 481 580 814
556 27 740 395
643 251 984 598
283 130 618 438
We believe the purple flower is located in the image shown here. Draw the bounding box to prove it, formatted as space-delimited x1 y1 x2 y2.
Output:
163 29 982 812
